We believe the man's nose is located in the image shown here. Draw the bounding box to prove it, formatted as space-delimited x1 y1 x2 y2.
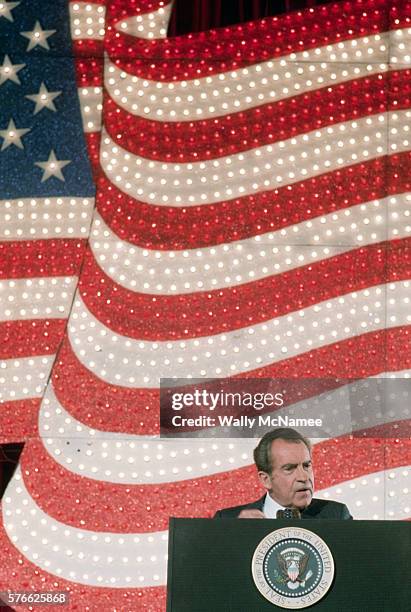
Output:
296 465 309 480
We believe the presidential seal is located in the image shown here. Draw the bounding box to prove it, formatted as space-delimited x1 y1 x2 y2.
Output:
251 527 334 609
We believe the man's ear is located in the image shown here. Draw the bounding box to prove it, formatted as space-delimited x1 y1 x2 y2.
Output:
258 470 272 491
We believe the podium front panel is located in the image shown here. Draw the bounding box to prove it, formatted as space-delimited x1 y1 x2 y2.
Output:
167 518 410 612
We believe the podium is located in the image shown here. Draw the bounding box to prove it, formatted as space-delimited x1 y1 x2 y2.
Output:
167 518 410 611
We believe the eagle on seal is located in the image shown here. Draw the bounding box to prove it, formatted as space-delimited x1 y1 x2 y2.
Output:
277 551 309 583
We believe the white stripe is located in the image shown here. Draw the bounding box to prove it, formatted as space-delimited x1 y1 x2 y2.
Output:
38 377 411 484
3 468 168 588
38 383 256 483
376 370 411 378
391 27 411 65
90 194 411 294
0 355 55 402
115 3 174 40
69 2 105 41
0 277 76 322
0 197 94 240
317 466 411 520
105 28 411 122
105 32 392 121
78 87 103 133
4 466 409 587
68 282 411 387
100 111 411 206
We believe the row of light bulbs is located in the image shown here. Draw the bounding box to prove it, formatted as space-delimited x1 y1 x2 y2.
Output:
100 112 410 205
68 283 410 385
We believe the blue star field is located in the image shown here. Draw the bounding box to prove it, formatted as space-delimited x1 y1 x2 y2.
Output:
0 0 95 198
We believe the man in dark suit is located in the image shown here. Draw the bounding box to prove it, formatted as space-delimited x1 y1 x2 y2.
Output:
214 427 352 519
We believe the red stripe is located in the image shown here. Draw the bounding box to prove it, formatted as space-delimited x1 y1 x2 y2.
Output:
0 516 166 610
107 0 172 21
105 0 394 81
392 1 411 24
97 152 411 249
73 40 104 87
244 326 411 379
69 0 106 4
80 239 411 340
70 0 107 4
52 338 159 435
0 319 66 359
313 433 411 490
52 327 411 435
0 399 39 443
104 70 411 162
85 132 103 179
20 434 411 532
0 240 87 279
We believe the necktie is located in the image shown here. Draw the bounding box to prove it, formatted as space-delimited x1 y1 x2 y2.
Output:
276 508 301 519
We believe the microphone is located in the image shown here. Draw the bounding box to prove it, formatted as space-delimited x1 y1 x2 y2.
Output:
276 508 301 520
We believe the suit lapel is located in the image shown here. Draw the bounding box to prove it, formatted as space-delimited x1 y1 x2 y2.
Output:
301 499 322 519
245 495 266 512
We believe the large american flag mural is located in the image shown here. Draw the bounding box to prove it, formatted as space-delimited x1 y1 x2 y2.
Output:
0 0 410 609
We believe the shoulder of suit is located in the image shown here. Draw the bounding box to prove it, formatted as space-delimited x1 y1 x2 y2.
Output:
310 498 347 508
305 498 350 516
215 497 264 517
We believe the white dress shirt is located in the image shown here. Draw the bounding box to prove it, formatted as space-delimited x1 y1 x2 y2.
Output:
262 492 284 518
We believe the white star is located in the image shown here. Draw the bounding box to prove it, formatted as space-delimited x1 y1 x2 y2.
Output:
35 150 71 182
0 118 30 150
0 55 25 85
21 21 56 51
0 1 20 22
25 82 61 114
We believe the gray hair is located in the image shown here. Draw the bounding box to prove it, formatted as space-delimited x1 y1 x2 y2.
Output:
253 428 312 473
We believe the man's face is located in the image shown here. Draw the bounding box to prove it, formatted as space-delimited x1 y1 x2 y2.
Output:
258 439 314 509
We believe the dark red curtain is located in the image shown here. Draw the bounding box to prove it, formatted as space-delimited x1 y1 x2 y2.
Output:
169 0 336 36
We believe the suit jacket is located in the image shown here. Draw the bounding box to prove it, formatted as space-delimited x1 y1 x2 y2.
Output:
214 495 353 519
